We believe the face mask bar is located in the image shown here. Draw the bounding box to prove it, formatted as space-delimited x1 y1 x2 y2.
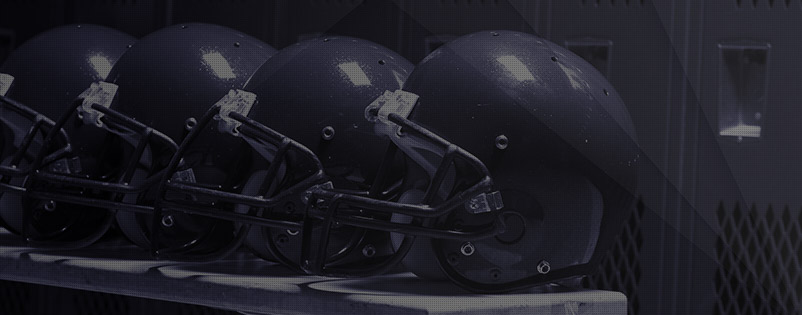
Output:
152 89 503 272
0 73 72 235
17 82 179 247
150 90 328 261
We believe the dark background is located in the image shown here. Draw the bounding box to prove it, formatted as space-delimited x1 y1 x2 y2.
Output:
1 1 801 314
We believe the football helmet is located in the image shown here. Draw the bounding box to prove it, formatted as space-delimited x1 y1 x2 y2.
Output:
0 24 135 246
393 30 640 292
16 23 276 258
160 36 502 275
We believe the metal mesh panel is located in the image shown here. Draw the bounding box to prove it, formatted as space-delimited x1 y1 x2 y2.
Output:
583 201 644 315
0 280 239 315
0 280 33 314
72 290 132 315
714 204 802 315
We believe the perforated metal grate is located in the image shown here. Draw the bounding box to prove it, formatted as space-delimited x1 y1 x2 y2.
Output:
72 290 132 315
583 201 644 315
0 281 240 314
0 280 33 314
714 203 802 315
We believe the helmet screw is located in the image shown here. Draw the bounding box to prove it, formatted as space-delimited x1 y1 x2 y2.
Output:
362 244 376 257
286 229 299 236
43 200 57 212
321 126 335 140
537 260 551 274
495 135 509 150
460 242 475 256
184 117 197 131
161 215 174 228
233 42 241 47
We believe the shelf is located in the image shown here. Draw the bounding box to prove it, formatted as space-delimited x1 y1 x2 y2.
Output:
0 230 626 315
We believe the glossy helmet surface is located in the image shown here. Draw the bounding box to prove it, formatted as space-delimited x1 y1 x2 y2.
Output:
0 24 135 245
15 23 276 258
240 36 413 271
106 23 276 259
397 31 640 292
169 35 500 278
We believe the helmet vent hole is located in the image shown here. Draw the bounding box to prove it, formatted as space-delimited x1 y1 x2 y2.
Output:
276 234 289 245
321 126 335 140
378 60 386 65
490 269 501 280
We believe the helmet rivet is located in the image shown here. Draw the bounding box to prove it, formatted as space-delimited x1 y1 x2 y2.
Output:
460 242 475 256
161 215 174 228
362 244 376 257
181 25 188 29
495 135 509 150
184 117 197 130
491 32 499 36
323 38 330 42
537 260 551 274
234 42 241 47
126 44 132 49
43 200 57 212
321 126 335 140
551 56 558 62
603 89 609 96
286 229 299 236
378 60 386 65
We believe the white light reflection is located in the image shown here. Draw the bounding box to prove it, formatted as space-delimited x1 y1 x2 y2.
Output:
338 62 371 86
89 55 113 79
496 55 535 82
720 124 761 138
202 51 236 79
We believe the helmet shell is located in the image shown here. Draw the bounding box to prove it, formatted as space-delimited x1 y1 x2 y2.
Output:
107 23 276 253
399 30 639 289
0 24 135 241
241 36 413 266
